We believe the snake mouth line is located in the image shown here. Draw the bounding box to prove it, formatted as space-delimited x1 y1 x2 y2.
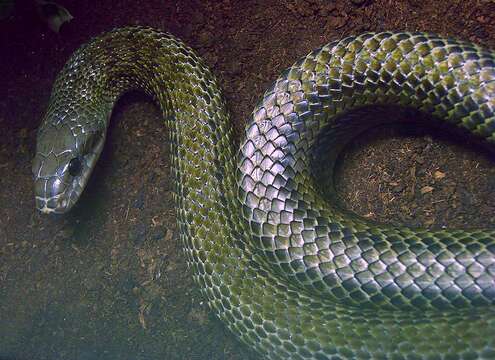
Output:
35 195 69 214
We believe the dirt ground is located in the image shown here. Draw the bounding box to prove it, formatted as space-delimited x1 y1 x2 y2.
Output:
0 0 494 359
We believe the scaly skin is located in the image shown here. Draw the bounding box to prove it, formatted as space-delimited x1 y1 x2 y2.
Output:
33 27 495 359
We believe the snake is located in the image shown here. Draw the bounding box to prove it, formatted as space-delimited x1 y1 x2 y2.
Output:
32 27 495 359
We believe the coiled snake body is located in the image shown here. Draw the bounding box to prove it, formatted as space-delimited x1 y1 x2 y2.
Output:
33 27 495 359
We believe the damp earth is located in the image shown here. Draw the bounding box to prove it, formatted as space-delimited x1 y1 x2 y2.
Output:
0 1 494 359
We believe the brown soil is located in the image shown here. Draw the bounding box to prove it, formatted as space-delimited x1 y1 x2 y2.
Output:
0 1 494 359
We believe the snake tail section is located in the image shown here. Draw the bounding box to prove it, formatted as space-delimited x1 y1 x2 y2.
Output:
34 27 495 359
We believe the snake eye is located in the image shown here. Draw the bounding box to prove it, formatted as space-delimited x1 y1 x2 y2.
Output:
68 157 83 176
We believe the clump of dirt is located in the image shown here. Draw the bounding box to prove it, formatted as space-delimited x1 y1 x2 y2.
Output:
0 1 494 360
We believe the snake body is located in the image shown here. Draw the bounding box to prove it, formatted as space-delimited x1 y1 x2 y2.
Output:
33 27 495 359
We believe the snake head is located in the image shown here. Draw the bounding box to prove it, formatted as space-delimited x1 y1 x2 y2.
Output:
32 118 105 214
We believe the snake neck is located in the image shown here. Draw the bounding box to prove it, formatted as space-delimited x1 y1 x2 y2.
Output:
42 27 239 229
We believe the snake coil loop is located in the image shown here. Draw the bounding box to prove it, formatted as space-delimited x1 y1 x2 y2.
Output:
34 27 495 359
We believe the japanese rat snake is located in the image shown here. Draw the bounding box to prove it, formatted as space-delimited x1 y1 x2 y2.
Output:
33 27 495 359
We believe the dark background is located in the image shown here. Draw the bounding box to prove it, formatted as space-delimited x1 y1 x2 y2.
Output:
0 1 494 359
